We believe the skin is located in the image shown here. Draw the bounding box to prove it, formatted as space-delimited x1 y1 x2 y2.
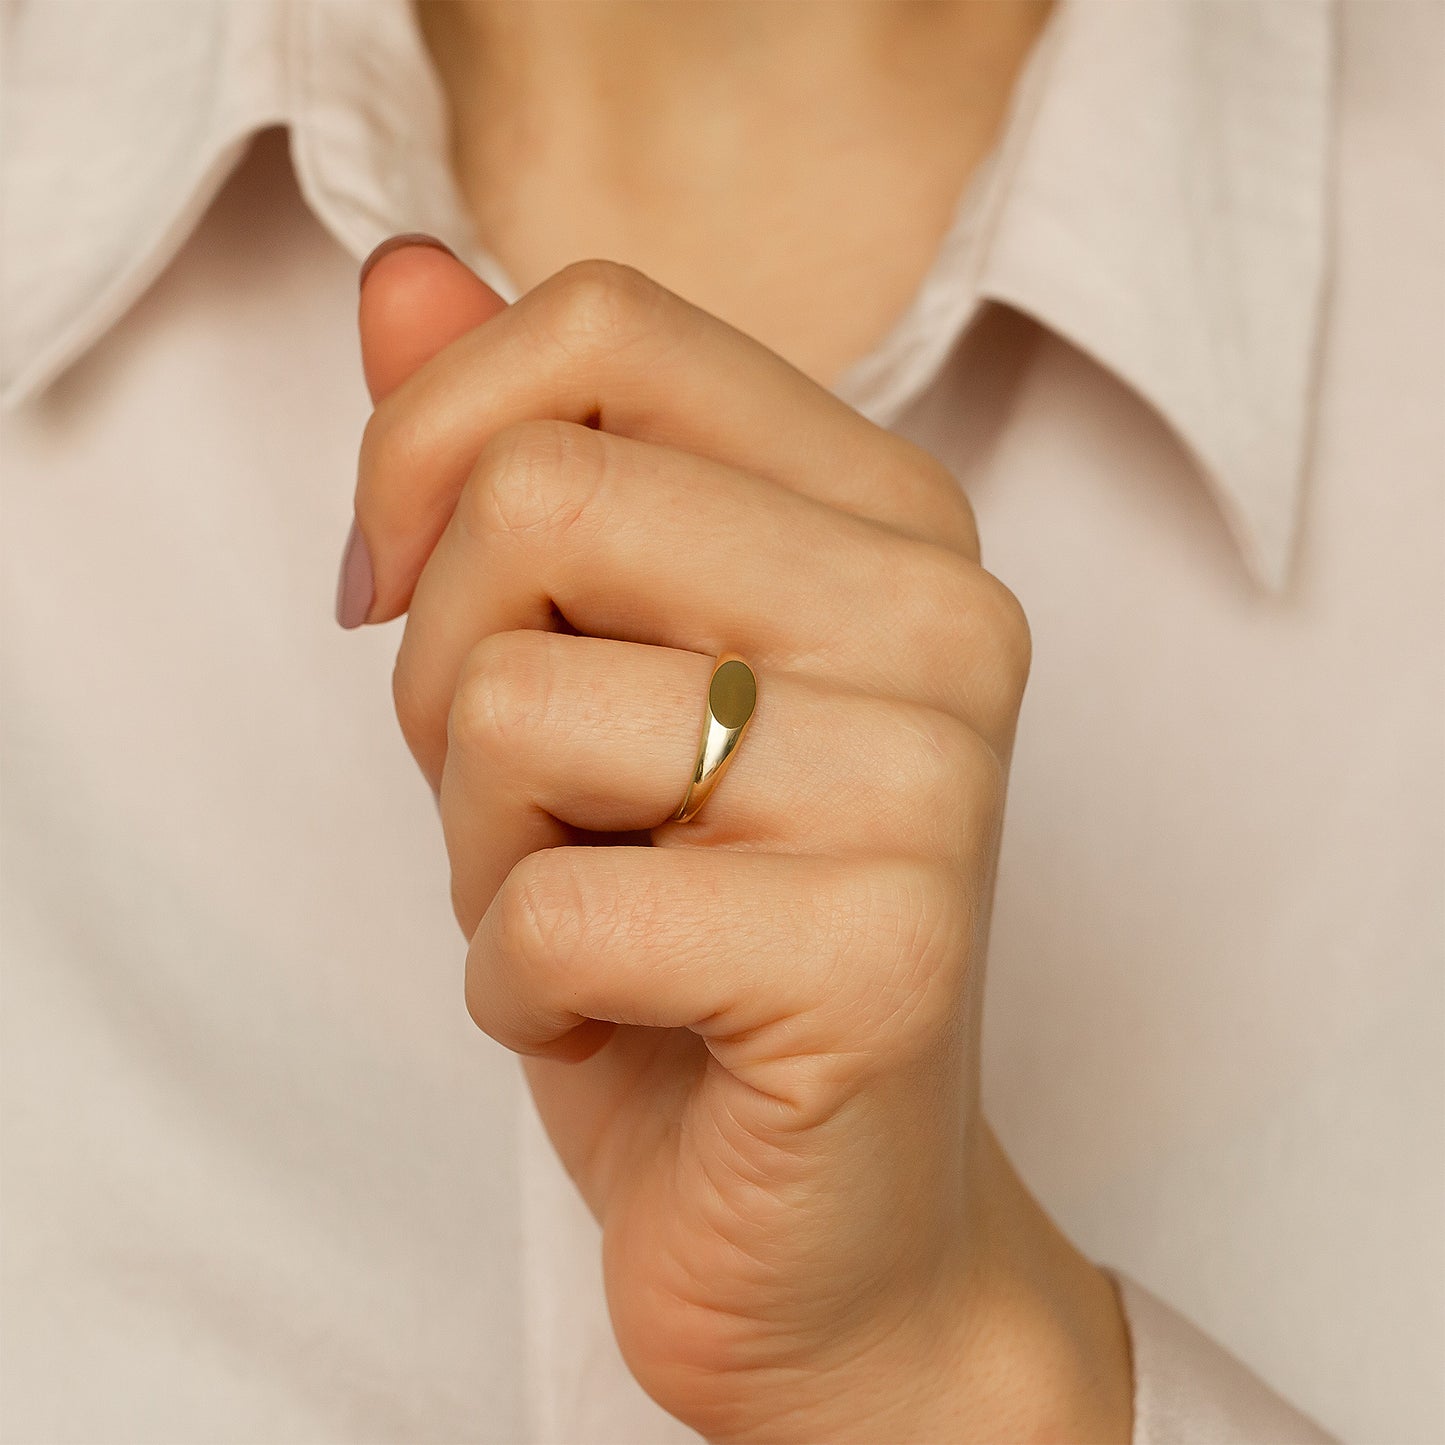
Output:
414 0 1055 387
347 250 1132 1443
342 2 1132 1438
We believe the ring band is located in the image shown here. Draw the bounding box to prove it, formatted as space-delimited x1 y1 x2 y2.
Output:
670 653 757 823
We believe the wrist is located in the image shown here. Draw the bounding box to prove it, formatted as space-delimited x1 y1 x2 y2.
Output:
950 1122 1135 1444
707 1123 1134 1445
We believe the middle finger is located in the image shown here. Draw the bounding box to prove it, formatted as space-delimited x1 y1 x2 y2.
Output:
394 418 1020 789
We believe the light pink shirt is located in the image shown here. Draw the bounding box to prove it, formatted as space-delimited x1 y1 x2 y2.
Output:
2 2 1440 1442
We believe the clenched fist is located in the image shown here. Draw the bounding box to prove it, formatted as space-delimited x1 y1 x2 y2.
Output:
341 242 1131 1445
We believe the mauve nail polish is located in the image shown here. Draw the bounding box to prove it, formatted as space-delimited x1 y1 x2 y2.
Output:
335 518 374 629
358 232 456 289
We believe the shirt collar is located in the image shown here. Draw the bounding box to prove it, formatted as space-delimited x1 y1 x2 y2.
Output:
837 0 1336 592
0 0 482 412
1 0 1334 591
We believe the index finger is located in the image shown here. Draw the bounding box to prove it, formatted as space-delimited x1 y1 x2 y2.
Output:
353 259 978 624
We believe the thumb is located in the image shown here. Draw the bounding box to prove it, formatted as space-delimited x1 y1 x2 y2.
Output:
357 233 509 404
338 235 508 630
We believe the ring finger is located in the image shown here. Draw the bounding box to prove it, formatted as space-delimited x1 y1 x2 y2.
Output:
439 628 998 938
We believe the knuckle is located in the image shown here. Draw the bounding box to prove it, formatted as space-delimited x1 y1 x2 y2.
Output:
906 709 1006 860
918 551 1032 720
894 441 981 557
491 850 587 992
543 258 660 361
908 543 983 656
358 395 426 502
461 418 604 547
917 540 977 610
447 629 556 763
973 570 1034 700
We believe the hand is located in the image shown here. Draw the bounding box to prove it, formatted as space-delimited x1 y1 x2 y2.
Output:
346 246 1132 1444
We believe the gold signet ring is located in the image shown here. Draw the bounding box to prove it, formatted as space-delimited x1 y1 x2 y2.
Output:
670 653 757 824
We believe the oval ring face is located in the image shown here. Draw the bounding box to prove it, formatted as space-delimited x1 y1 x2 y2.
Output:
709 658 756 731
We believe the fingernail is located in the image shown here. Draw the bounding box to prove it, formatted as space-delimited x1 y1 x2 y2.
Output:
335 517 374 629
358 232 457 290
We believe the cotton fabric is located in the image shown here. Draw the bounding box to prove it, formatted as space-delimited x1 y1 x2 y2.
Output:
2 2 1441 1442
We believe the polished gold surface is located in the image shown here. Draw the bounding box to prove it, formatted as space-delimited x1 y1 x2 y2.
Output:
671 652 757 823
